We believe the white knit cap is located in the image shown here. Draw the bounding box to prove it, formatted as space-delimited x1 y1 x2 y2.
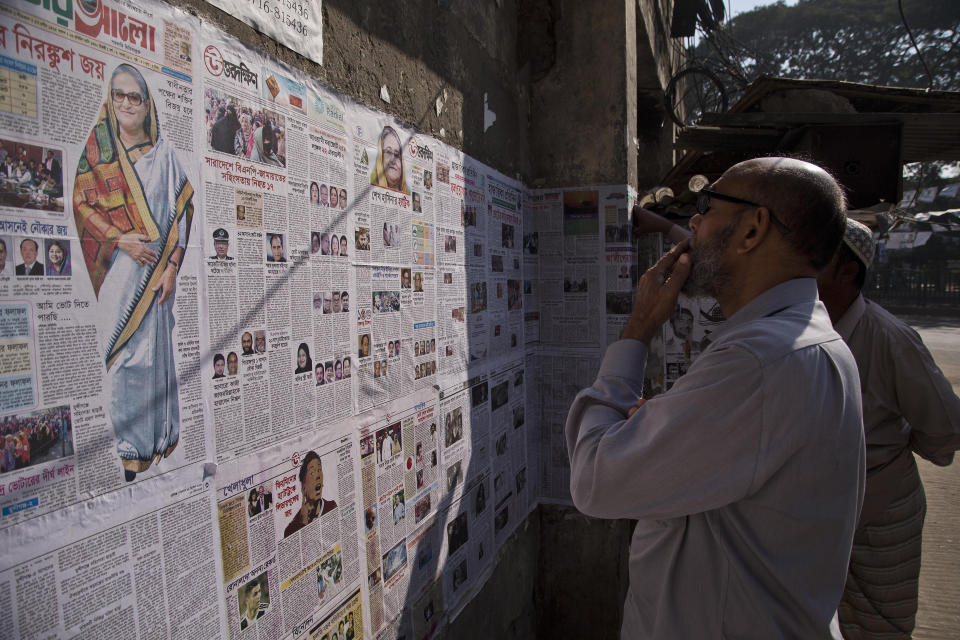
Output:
843 218 875 268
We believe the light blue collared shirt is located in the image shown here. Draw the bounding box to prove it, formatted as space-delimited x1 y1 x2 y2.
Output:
566 278 865 639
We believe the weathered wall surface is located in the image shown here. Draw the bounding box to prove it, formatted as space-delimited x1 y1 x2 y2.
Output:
525 0 633 187
536 506 634 638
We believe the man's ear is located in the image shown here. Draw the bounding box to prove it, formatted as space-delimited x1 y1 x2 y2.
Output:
836 258 860 284
735 207 771 254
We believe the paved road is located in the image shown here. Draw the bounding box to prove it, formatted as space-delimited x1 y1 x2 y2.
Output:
901 317 960 639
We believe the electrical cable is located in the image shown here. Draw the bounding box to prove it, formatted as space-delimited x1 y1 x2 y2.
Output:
898 0 934 90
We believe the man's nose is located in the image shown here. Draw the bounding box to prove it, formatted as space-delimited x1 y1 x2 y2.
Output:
689 213 702 232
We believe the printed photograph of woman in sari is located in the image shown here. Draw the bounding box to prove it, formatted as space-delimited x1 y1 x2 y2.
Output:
73 63 194 482
369 125 409 193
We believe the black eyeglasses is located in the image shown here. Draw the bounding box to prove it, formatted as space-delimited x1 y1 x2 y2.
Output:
696 188 791 235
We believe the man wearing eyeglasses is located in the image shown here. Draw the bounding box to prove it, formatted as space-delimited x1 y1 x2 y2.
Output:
566 157 864 639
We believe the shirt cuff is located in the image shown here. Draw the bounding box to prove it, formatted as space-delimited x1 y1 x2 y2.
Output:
598 339 649 384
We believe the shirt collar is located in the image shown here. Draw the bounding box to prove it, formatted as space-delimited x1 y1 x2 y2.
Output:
710 278 820 342
834 293 865 341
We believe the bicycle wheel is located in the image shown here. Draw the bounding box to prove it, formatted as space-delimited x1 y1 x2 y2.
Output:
664 66 728 128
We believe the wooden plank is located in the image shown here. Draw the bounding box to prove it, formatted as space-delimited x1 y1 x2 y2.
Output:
675 126 784 152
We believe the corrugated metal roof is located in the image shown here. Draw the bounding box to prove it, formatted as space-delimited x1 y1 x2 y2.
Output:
733 76 960 115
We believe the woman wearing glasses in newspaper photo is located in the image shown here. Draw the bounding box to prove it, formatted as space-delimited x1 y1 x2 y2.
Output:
369 125 409 193
73 63 194 482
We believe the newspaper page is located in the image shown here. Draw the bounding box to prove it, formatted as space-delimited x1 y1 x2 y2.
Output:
535 348 600 505
434 143 468 382
522 347 541 506
526 189 561 344
437 372 489 512
202 0 323 67
0 465 223 640
0 0 210 523
216 421 362 640
557 189 603 346
356 388 443 637
462 157 488 365
437 465 493 620
530 185 642 503
198 27 355 462
432 370 496 619
357 383 496 632
486 358 528 548
483 173 524 360
521 189 540 345
350 109 437 414
603 187 636 345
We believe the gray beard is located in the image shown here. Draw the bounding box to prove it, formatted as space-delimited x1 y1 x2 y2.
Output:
681 223 735 299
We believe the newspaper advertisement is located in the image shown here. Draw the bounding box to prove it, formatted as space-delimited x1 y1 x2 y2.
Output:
0 0 210 524
198 28 355 462
202 0 323 67
216 421 361 639
0 465 223 640
356 388 442 637
350 110 437 414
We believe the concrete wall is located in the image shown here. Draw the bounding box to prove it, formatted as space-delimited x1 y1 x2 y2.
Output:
536 506 634 638
525 0 633 187
171 1 677 636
